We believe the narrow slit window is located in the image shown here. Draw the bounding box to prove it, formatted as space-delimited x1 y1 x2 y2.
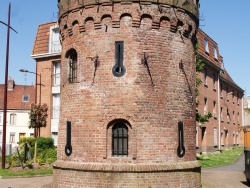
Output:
113 41 126 77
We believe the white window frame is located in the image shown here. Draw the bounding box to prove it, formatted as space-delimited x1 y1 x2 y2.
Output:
49 25 61 53
213 101 216 118
53 61 61 86
52 132 58 146
10 114 17 125
213 128 217 146
0 131 2 143
10 132 15 143
203 68 207 85
204 98 208 115
22 95 29 102
213 46 218 60
204 38 209 53
52 94 60 119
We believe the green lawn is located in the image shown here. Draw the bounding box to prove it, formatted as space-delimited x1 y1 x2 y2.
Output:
0 147 244 177
197 147 244 168
0 167 53 177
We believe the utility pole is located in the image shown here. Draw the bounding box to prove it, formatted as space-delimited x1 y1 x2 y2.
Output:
1 3 17 169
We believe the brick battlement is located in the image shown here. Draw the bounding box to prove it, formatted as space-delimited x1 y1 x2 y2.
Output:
59 3 197 42
58 0 199 18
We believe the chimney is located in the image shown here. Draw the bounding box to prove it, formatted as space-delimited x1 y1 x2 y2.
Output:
8 77 15 91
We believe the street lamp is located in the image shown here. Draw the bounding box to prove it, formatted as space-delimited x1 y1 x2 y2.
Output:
19 69 42 138
19 69 41 105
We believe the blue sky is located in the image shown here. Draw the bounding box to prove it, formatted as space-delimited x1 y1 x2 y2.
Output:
199 0 250 95
0 0 58 86
0 1 249 95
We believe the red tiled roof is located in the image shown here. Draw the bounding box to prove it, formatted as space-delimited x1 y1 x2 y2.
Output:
0 84 35 110
197 29 222 68
32 22 57 55
197 29 243 92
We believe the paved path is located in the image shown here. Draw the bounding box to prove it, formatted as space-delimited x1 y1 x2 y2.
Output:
201 153 249 188
0 175 53 188
0 154 249 188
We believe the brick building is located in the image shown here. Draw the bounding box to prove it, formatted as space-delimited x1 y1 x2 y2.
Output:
31 22 61 145
0 77 35 153
196 29 244 152
53 0 201 187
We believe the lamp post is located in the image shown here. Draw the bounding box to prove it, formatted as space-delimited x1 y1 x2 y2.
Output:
1 3 17 169
19 69 42 137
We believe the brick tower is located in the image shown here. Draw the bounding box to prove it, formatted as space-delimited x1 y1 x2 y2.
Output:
54 0 200 187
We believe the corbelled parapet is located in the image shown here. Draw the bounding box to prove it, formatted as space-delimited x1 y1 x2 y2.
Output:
58 0 199 19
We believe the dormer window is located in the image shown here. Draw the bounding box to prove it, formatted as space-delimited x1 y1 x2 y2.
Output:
204 38 209 54
49 26 61 53
213 46 218 60
22 95 29 102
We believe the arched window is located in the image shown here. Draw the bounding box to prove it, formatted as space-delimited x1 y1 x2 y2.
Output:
66 49 77 83
112 122 128 156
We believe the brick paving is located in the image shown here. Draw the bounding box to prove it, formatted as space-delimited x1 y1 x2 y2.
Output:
0 175 53 188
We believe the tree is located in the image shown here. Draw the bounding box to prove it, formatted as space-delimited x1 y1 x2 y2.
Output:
195 43 212 124
29 103 48 137
29 103 48 163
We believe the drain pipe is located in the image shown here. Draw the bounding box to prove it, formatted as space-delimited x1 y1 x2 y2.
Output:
218 71 221 150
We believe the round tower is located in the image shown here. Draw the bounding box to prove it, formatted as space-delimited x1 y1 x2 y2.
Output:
54 0 200 187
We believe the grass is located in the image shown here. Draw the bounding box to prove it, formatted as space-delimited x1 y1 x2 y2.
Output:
197 147 244 168
0 147 243 177
0 165 53 177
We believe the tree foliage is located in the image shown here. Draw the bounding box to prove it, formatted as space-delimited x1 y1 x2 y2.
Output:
29 103 48 129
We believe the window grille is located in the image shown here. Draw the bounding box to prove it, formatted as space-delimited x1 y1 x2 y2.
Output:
67 50 78 83
112 122 128 156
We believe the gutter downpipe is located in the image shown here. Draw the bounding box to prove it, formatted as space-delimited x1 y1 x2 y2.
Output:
218 71 221 150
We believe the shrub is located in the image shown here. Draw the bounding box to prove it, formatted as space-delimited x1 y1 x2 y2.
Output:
37 148 57 164
37 137 55 150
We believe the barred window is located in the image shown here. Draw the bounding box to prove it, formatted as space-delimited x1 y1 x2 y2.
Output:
66 49 78 83
112 122 128 156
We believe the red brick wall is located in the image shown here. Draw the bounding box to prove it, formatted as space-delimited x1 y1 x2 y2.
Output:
36 56 61 137
53 162 201 188
196 29 244 152
55 0 200 187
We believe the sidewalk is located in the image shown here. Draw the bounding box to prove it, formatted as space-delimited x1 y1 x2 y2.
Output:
0 175 53 188
201 154 249 188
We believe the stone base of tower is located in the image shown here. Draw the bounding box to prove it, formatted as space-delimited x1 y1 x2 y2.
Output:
53 160 201 188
